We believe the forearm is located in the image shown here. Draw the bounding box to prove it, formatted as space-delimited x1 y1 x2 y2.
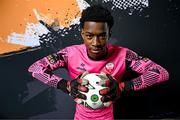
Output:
132 63 169 91
28 61 63 88
28 53 66 88
124 49 169 92
121 62 169 92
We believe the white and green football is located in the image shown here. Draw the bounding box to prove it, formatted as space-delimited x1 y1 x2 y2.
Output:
79 72 109 109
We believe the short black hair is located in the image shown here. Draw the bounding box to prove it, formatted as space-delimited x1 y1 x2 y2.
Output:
80 5 114 30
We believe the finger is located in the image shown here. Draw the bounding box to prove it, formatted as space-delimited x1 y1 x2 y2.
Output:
77 78 89 85
74 98 83 104
101 90 118 102
98 79 111 87
67 81 71 92
104 90 120 102
101 95 112 102
78 85 88 92
70 85 80 98
107 91 117 101
71 80 79 89
106 74 114 80
80 71 89 78
103 101 113 107
97 72 109 80
70 89 78 99
76 92 87 100
109 83 116 93
99 72 107 77
99 88 110 95
71 90 87 100
107 80 118 93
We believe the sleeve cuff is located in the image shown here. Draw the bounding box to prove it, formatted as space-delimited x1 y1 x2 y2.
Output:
121 81 134 93
57 79 69 94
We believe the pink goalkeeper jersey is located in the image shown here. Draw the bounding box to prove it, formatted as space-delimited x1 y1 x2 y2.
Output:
28 44 169 120
65 44 126 120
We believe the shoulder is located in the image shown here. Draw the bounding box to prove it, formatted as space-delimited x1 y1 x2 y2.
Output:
108 44 128 53
108 44 140 60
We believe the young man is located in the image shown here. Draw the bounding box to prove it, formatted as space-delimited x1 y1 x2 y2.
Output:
28 5 169 120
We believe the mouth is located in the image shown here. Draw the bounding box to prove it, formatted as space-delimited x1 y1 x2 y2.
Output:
90 48 102 54
87 46 108 60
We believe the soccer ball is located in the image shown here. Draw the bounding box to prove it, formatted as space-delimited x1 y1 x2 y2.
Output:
79 72 109 110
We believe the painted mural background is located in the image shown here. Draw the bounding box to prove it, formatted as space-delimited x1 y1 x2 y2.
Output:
0 0 180 119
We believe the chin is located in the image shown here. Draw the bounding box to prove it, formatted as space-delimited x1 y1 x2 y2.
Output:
90 54 104 60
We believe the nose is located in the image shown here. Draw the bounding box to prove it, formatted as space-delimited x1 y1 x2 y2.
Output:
92 36 100 46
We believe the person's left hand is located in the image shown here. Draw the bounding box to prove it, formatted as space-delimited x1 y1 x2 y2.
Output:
99 74 124 107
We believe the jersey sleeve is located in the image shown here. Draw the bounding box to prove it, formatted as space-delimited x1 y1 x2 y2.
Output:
28 48 68 88
124 49 169 91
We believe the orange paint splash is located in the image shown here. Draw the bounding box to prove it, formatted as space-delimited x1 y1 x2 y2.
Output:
0 0 81 55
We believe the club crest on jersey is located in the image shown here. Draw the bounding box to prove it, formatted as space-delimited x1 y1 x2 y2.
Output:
105 62 114 74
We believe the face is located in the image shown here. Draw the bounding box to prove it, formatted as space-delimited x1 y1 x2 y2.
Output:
81 21 110 60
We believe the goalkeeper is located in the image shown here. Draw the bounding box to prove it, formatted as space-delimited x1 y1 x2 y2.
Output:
28 5 169 120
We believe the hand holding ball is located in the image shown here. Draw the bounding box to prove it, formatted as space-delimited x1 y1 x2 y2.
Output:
79 72 110 109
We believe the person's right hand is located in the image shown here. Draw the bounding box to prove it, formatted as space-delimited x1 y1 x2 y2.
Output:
67 73 89 104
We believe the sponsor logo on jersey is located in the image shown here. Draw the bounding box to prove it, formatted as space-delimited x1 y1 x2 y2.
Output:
77 63 86 71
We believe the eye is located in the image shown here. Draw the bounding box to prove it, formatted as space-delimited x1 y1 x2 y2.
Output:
86 35 93 39
98 34 107 39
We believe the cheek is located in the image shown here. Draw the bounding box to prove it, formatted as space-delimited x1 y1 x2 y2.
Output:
83 39 91 47
101 39 108 46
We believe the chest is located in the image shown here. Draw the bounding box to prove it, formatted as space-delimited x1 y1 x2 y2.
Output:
67 52 126 81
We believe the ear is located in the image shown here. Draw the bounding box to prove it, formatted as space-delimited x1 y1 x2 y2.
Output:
109 30 112 38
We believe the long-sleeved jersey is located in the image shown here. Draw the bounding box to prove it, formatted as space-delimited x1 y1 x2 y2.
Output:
28 44 169 120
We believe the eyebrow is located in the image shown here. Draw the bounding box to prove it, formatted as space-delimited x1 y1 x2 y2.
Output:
84 32 93 34
84 32 106 35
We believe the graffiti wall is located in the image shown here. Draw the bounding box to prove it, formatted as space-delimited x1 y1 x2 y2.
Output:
0 0 180 119
0 0 88 55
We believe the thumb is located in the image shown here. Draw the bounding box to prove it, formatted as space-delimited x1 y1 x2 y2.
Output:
103 101 113 107
74 98 84 104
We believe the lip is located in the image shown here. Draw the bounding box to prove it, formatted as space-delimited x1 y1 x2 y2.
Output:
91 48 102 54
